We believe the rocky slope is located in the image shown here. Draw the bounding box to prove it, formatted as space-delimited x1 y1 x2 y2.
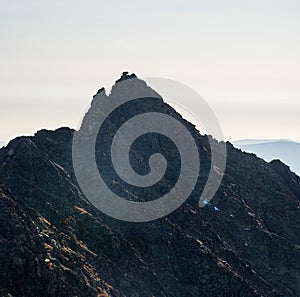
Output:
0 73 299 297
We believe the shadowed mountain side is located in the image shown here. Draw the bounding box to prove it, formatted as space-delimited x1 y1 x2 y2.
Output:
0 73 299 297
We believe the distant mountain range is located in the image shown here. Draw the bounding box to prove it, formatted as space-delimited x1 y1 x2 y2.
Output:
233 139 300 176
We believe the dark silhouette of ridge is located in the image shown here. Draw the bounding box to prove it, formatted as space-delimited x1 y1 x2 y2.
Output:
0 73 299 297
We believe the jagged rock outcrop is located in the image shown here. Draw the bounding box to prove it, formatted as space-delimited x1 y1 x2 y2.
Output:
0 73 299 297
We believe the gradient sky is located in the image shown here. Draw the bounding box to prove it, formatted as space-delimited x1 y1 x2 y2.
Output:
1 0 300 142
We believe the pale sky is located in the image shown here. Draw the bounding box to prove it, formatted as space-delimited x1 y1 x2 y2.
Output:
1 0 300 142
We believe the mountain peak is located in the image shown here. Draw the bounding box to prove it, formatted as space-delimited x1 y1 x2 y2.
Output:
115 71 137 83
1 74 300 296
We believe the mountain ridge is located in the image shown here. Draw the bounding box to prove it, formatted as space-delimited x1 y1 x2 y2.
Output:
0 73 299 297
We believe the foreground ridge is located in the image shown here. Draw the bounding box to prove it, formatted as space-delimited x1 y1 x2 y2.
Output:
0 74 299 297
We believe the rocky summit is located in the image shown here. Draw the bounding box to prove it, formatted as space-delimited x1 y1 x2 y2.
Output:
0 73 299 297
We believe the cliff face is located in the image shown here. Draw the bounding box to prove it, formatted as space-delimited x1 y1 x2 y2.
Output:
0 74 299 297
